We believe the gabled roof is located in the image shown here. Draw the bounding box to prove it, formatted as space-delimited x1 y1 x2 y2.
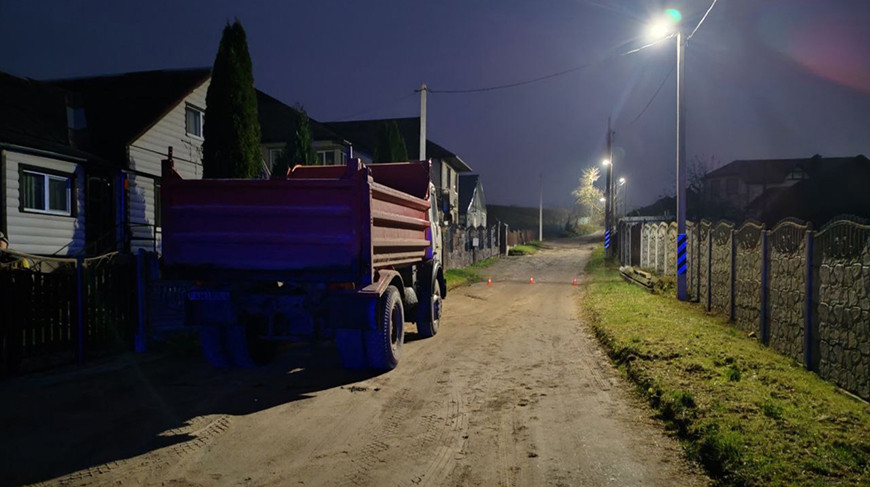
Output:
459 173 481 215
256 90 346 144
325 117 472 171
48 68 211 161
0 71 93 160
705 155 866 185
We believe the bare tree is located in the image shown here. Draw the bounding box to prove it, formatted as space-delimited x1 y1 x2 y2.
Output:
572 167 604 225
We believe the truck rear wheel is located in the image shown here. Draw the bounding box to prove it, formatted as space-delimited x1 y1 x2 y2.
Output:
365 285 404 370
416 277 442 339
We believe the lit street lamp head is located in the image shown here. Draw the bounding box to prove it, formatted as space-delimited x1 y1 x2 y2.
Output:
618 177 626 185
647 8 681 40
599 197 606 203
601 158 610 166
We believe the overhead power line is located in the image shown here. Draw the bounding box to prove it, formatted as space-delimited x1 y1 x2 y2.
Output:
688 0 719 41
426 62 597 94
625 61 676 127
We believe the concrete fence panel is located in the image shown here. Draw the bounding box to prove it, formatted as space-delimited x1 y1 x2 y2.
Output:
734 221 764 335
815 218 870 399
711 221 735 316
767 219 810 363
699 220 712 310
656 223 667 275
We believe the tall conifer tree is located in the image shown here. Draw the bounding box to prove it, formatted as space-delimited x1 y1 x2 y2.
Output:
203 20 262 178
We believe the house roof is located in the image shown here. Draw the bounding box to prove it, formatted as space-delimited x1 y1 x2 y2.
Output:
458 173 481 215
705 155 865 185
257 90 346 144
0 70 93 160
745 155 870 226
48 68 211 161
325 117 472 171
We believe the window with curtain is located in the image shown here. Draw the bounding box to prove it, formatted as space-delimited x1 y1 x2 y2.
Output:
185 105 204 138
21 170 72 215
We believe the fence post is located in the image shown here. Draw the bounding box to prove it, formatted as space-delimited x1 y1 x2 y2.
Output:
804 225 817 370
135 249 147 353
706 228 713 312
730 227 736 321
76 256 85 363
761 229 769 344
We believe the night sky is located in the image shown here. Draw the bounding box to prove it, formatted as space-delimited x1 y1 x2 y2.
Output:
2 0 869 209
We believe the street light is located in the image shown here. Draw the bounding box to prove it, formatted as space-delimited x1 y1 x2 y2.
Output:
648 8 688 301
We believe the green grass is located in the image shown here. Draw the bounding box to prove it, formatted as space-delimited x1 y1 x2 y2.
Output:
444 257 498 290
581 248 870 486
508 241 543 256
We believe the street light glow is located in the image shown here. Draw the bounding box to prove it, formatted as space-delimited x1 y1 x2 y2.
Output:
599 197 606 203
618 177 626 184
647 8 681 40
601 158 610 166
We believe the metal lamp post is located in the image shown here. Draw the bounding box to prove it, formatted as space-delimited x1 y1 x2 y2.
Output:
649 9 688 301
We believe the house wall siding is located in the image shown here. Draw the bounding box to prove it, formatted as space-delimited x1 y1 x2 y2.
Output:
3 150 85 255
126 79 209 252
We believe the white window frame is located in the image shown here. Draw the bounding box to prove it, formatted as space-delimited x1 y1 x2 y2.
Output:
21 169 72 216
269 148 283 167
185 105 204 139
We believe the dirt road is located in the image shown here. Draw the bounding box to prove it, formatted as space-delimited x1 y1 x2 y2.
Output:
2 240 709 487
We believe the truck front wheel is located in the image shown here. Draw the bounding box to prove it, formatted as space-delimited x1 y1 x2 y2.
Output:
416 277 442 339
365 285 404 370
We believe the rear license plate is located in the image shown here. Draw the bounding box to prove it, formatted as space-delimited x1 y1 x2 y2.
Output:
188 291 230 301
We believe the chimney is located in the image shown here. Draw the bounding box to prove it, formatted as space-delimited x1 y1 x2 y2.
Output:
65 92 88 148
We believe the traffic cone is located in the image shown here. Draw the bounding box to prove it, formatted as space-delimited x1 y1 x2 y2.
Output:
572 276 578 286
487 276 493 286
529 275 535 284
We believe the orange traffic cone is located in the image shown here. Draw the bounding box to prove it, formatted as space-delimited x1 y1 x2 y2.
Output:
487 276 493 286
529 275 535 284
572 276 578 286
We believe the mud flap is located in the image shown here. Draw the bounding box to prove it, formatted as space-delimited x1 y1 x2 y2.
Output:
335 328 366 369
200 325 232 368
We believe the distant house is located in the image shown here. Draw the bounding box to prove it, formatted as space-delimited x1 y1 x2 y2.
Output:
458 174 487 228
51 68 212 253
256 90 350 174
704 154 870 225
0 71 95 255
325 117 473 225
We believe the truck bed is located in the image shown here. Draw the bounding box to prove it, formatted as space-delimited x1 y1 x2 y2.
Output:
160 158 432 283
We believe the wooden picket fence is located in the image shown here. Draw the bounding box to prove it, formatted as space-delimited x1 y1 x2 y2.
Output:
0 251 137 375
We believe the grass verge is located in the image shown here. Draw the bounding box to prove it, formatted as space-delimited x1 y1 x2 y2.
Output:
581 248 870 486
444 257 498 290
508 241 543 256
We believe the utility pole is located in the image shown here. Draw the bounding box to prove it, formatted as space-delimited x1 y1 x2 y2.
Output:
539 172 543 241
419 84 427 161
676 32 688 301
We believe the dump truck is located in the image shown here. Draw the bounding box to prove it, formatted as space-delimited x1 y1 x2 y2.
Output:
160 156 446 370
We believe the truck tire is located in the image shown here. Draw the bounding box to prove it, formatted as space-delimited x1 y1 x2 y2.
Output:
365 285 404 370
416 275 442 339
227 315 276 368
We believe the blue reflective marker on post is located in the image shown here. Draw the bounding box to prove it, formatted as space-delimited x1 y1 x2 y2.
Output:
604 230 611 249
676 233 687 275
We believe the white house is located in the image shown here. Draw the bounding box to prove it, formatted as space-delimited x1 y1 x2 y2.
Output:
0 71 92 256
52 68 211 253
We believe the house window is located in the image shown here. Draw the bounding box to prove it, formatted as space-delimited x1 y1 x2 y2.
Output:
317 150 335 166
185 105 204 138
269 148 283 167
21 169 72 216
726 177 739 195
